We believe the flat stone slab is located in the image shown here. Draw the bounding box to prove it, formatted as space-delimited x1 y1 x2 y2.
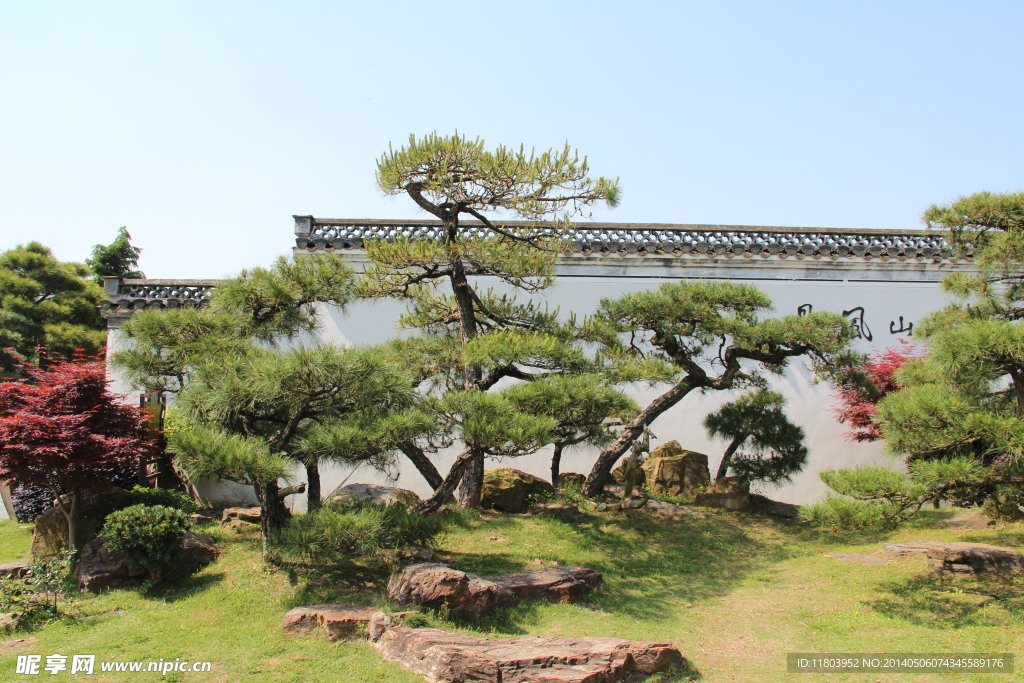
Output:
221 507 260 524
885 541 1024 575
388 563 602 617
283 605 399 640
370 616 685 683
643 499 705 519
827 553 893 566
491 566 602 604
284 607 420 641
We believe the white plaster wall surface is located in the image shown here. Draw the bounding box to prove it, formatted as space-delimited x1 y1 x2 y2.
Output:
308 272 947 508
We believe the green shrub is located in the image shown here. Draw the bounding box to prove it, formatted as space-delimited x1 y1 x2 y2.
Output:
274 501 444 565
99 505 190 580
122 486 199 515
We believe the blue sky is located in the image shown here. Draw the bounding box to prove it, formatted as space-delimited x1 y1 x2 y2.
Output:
2 1 1021 278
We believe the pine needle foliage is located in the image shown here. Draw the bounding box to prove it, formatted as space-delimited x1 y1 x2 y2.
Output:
579 281 857 497
366 133 626 510
704 390 808 485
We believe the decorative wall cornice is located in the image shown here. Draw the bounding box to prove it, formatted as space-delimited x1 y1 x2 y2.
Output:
293 216 961 262
100 278 219 319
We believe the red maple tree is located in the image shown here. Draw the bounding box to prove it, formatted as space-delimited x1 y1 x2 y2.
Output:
0 355 153 550
833 340 919 442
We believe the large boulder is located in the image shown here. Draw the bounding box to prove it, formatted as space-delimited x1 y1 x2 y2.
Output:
696 477 750 511
32 487 132 560
387 563 515 618
370 613 686 683
641 444 710 498
324 484 420 509
481 469 554 513
76 532 219 592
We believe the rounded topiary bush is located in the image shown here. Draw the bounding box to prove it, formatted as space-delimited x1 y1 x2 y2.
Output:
122 486 199 515
99 504 190 580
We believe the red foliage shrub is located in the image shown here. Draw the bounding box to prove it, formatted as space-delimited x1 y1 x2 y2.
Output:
833 340 919 442
0 355 153 496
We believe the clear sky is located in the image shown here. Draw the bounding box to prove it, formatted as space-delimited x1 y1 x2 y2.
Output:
2 1 1021 279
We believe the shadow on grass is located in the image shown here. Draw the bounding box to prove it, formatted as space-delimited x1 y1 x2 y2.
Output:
437 509 832 627
284 562 393 609
866 571 1024 629
142 570 227 602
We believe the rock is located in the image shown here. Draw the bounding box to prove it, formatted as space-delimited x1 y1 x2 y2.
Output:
884 541 1024 576
610 462 646 486
282 605 381 640
641 446 710 498
178 532 220 573
32 487 131 560
936 509 995 530
0 637 37 649
530 502 585 522
378 546 437 566
371 620 686 683
76 531 219 592
748 494 800 519
491 566 601 604
643 499 704 519
883 542 935 557
324 484 420 509
696 477 750 511
0 562 29 579
827 553 893 566
481 469 554 514
75 538 147 592
387 563 515 618
388 563 604 617
554 473 585 490
221 507 261 524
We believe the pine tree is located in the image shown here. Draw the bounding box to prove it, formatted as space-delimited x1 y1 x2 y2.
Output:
703 390 807 484
367 133 621 508
579 281 857 497
86 227 143 283
0 243 104 375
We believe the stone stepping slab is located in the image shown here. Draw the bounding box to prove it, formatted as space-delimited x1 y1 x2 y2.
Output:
884 541 1024 576
826 553 894 566
387 563 601 618
369 612 685 683
282 605 418 641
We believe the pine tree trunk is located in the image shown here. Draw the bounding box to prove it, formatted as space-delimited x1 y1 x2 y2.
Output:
551 443 564 485
399 443 443 489
457 449 485 508
258 481 292 561
305 462 321 511
416 449 474 516
582 378 698 497
715 436 746 481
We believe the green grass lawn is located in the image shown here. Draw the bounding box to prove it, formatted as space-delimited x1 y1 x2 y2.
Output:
0 506 1021 682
